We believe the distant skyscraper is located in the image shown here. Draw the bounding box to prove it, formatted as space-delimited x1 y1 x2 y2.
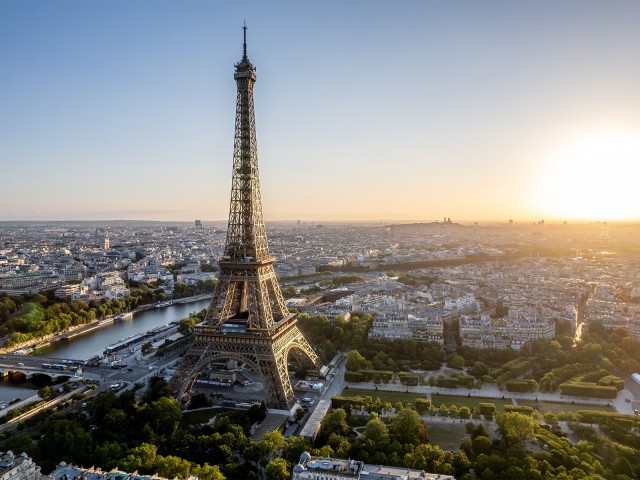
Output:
195 219 203 229
103 234 110 251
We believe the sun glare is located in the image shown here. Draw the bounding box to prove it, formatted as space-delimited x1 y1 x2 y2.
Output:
536 128 640 221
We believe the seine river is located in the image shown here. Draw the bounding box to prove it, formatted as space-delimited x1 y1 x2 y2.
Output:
0 299 211 402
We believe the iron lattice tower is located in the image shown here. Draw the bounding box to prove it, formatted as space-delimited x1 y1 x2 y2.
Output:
170 26 323 410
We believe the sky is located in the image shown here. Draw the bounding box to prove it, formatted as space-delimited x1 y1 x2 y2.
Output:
2 0 640 224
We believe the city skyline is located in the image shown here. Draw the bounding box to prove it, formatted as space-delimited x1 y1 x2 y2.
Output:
2 1 640 223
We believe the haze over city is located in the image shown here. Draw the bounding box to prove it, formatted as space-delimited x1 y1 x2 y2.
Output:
2 0 640 223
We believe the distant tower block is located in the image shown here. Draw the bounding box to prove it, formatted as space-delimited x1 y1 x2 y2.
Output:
195 219 203 229
170 26 324 410
103 234 110 251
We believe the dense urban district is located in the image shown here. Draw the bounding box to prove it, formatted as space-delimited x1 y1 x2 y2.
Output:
1 220 640 480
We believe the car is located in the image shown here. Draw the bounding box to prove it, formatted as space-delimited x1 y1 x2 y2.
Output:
148 366 153 370
17 362 24 366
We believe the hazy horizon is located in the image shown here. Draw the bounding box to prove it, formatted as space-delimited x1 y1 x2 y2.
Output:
3 1 640 223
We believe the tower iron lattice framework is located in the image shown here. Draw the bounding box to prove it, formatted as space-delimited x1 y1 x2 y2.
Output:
170 27 323 410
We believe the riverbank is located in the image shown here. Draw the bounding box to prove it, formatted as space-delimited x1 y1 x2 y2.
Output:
0 294 212 356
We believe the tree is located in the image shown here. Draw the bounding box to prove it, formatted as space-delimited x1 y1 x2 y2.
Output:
141 342 153 355
192 464 225 480
321 408 350 437
143 377 172 403
266 458 291 480
472 436 493 456
282 436 311 464
260 430 285 460
155 455 191 479
140 397 182 438
362 414 389 447
344 349 372 371
495 412 534 448
178 317 197 336
38 386 55 400
389 408 426 445
449 355 465 369
543 411 558 426
459 406 472 419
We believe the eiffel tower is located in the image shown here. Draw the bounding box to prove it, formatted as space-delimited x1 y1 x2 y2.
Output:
170 26 324 410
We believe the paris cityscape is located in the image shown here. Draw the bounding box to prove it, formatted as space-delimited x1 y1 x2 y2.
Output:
2 1 640 480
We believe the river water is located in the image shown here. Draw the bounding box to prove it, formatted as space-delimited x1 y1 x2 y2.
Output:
0 299 211 403
37 299 211 359
0 299 211 402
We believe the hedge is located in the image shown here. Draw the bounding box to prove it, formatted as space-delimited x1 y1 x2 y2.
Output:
505 405 534 415
331 394 368 410
344 371 364 382
415 398 432 414
360 370 394 382
559 382 617 399
436 377 460 389
576 410 640 428
598 375 625 391
506 380 531 393
478 403 496 416
398 372 420 386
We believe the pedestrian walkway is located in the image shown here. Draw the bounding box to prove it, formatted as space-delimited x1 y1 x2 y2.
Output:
344 380 633 414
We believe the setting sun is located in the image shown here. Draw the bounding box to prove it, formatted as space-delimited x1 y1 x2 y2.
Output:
536 128 640 221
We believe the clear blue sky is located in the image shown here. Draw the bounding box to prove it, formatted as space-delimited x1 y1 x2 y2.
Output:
2 0 640 223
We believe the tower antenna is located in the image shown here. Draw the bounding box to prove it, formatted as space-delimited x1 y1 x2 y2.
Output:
242 21 247 59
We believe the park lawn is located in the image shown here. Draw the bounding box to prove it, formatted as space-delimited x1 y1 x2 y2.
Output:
430 393 514 411
20 302 45 322
424 421 467 452
518 399 615 414
181 407 229 426
341 387 427 405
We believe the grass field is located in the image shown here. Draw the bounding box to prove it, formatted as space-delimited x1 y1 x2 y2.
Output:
518 399 615 414
425 421 468 451
181 407 229 426
430 394 515 410
341 387 427 405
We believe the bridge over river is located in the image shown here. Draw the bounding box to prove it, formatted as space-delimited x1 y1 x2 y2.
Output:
0 354 100 381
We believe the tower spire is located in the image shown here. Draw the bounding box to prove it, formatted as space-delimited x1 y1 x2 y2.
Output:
242 21 248 60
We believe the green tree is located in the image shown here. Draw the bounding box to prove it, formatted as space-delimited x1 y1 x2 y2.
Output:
155 455 191 479
266 458 291 480
495 412 534 448
363 414 389 448
260 430 285 461
282 436 311 464
459 406 472 419
344 349 372 371
140 397 182 438
449 355 465 369
321 408 350 438
178 317 197 336
192 464 225 480
38 386 55 400
389 408 426 445
472 436 493 456
118 443 158 472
